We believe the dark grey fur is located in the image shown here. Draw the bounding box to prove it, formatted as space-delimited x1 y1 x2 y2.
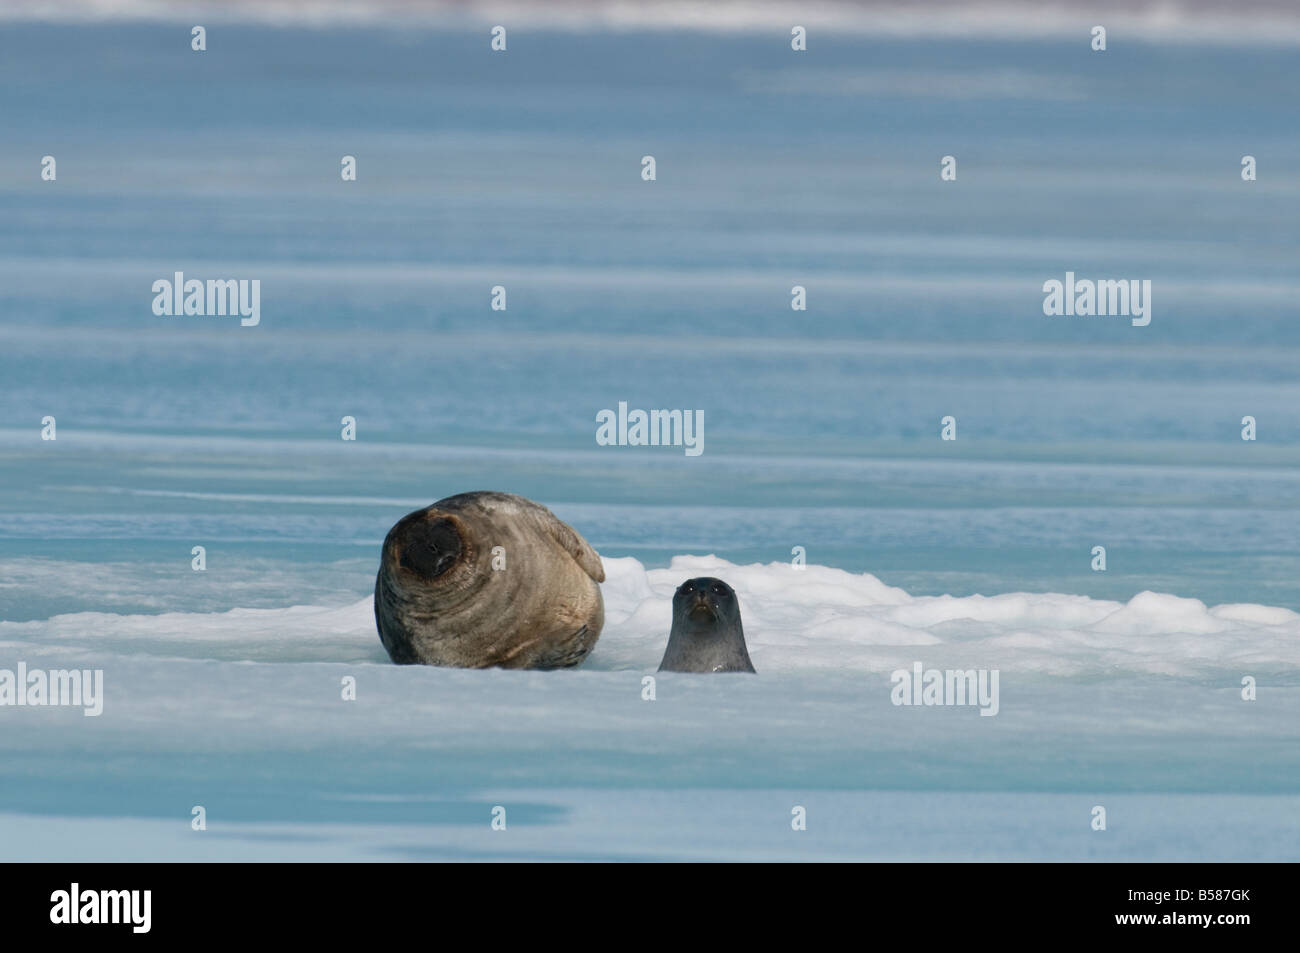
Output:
657 576 756 673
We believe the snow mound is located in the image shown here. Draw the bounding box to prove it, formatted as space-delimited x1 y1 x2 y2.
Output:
5 556 1299 678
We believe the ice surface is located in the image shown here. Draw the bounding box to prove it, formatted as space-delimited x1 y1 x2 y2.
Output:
2 556 1298 860
8 555 1299 677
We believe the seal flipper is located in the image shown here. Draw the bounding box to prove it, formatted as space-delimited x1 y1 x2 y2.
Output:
509 494 606 583
533 624 596 670
395 515 462 579
539 513 605 583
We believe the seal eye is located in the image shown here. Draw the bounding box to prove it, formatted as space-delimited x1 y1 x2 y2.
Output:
680 583 693 594
712 583 729 596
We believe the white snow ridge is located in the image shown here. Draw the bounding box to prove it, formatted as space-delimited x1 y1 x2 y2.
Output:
5 555 1299 679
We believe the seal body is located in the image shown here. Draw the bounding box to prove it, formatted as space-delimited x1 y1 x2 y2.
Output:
658 576 756 673
375 491 605 669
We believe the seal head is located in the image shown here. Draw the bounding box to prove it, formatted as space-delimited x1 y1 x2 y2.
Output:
658 576 756 673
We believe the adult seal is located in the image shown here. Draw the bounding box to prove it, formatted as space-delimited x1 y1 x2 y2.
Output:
375 491 606 669
658 576 756 673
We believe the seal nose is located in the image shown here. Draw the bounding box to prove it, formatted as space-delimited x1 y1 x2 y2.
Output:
395 515 463 579
687 591 715 619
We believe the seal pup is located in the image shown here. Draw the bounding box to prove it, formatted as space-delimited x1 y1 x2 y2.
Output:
375 491 605 669
658 577 756 673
